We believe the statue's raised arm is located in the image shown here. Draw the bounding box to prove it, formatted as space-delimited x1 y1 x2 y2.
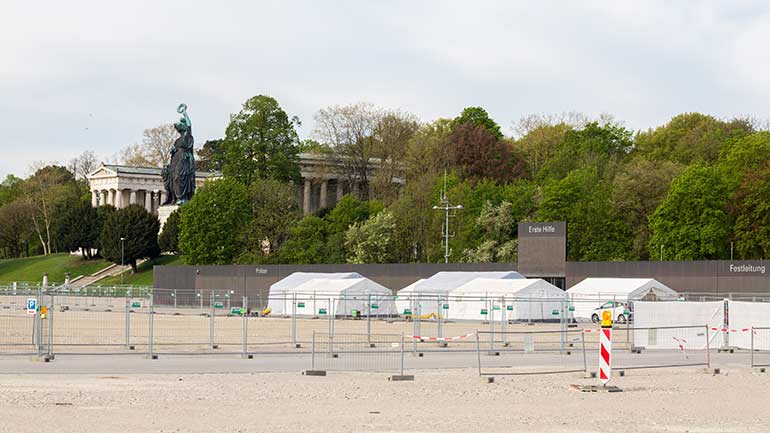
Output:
177 103 191 129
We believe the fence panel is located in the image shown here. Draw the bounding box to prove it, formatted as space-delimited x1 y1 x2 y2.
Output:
476 329 589 376
751 327 770 368
0 291 39 355
620 325 710 370
311 332 404 373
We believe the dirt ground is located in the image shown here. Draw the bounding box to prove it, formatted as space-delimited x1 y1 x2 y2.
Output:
0 367 768 433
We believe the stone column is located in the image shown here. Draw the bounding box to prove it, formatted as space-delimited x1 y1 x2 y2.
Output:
91 191 98 207
129 190 137 205
100 190 108 207
320 180 328 210
115 189 124 208
108 189 115 207
303 179 312 215
159 190 166 207
336 180 344 202
144 191 153 214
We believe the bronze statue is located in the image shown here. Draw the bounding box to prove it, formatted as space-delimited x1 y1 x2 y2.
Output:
162 103 195 205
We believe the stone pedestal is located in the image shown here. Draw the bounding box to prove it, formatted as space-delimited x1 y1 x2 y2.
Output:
158 205 179 231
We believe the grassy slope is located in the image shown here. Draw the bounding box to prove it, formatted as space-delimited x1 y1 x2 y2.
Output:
99 255 184 286
0 253 110 284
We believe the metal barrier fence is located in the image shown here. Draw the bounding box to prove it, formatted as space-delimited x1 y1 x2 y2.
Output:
620 325 711 370
751 327 770 368
475 329 589 376
310 332 405 374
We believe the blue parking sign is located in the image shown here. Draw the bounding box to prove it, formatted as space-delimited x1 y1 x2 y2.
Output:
26 298 36 315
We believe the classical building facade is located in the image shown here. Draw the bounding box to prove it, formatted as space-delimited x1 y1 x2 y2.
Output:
86 153 399 216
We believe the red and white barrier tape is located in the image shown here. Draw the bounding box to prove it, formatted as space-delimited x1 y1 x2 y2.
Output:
710 327 752 333
407 332 475 342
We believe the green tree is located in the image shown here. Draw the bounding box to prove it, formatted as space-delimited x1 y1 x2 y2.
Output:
0 174 23 207
462 201 518 262
195 139 226 172
513 120 573 179
53 197 101 259
730 162 770 259
324 195 383 263
450 106 503 139
611 158 682 259
717 131 770 189
635 113 752 165
369 111 420 204
404 119 453 179
537 122 632 182
99 204 160 272
447 124 526 183
648 164 731 260
538 168 631 261
345 210 397 263
238 178 302 262
158 208 181 254
179 178 250 265
0 199 34 258
389 172 443 262
222 95 301 185
277 216 330 264
23 165 82 255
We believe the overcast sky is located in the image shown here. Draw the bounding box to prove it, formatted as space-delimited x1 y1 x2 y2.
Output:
3 1 770 178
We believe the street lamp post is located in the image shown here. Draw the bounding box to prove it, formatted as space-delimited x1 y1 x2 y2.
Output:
432 195 463 264
120 237 125 285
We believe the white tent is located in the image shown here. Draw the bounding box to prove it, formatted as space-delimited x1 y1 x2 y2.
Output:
448 278 566 321
288 278 397 317
567 278 679 321
267 272 362 315
395 271 524 316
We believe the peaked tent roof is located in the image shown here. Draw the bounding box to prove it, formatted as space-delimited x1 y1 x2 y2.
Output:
290 277 391 295
399 271 524 294
451 278 565 297
270 272 363 293
567 278 678 299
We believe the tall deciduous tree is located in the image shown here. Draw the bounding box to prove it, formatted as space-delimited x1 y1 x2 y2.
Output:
404 119 453 179
611 158 682 259
238 178 302 262
447 124 526 183
462 201 518 263
99 204 160 272
0 200 34 258
345 210 397 263
121 124 177 167
222 95 301 185
730 161 770 259
195 139 226 172
314 102 382 200
648 164 731 260
635 113 752 165
23 165 80 255
179 178 251 265
369 111 420 204
451 106 503 139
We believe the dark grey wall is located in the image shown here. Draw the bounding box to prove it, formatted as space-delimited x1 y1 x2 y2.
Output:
567 260 770 295
517 222 566 277
154 262 517 306
154 260 770 306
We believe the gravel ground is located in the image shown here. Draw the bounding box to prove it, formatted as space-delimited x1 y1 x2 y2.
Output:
1 367 768 433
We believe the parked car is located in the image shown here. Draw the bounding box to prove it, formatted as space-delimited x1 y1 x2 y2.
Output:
590 301 631 324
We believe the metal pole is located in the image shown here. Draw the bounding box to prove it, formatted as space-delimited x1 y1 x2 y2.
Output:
501 297 506 346
751 327 755 368
444 204 449 263
400 333 405 376
121 238 125 285
210 291 215 349
47 293 54 357
476 331 482 376
581 331 587 372
173 290 177 309
437 295 443 340
312 331 316 370
367 294 371 346
488 297 493 353
125 296 131 349
242 296 248 358
148 293 154 358
705 325 711 368
291 292 297 348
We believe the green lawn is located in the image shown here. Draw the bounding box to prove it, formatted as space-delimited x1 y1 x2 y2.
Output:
0 253 110 284
99 255 184 286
